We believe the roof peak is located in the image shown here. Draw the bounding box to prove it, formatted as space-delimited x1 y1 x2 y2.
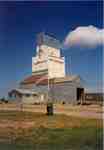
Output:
36 32 61 49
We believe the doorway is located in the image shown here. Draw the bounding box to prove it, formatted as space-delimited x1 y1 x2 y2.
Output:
77 88 84 103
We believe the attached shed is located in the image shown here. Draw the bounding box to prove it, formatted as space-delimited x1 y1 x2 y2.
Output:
49 75 84 104
8 89 47 104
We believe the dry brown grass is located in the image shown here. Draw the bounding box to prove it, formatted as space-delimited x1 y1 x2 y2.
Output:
0 111 102 150
0 111 102 129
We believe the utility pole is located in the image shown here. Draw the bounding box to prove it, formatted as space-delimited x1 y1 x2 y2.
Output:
69 55 72 75
46 48 53 115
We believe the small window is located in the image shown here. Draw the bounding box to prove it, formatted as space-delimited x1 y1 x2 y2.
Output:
25 94 30 97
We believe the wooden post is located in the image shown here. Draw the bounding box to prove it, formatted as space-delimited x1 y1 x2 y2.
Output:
46 78 54 115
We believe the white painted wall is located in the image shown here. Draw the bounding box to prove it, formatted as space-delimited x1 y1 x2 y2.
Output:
19 89 48 104
22 95 37 104
32 44 65 78
32 58 48 73
48 57 65 78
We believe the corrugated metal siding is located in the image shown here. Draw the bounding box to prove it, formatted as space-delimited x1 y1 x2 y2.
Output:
49 82 77 103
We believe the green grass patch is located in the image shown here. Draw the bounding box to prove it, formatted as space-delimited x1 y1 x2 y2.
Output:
0 111 103 150
0 127 103 150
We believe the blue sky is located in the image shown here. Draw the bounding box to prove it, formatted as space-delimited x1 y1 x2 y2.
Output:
0 1 103 97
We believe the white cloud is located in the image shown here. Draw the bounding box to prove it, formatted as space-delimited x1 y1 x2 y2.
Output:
64 25 104 48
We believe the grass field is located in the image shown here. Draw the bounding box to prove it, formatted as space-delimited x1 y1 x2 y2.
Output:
0 111 103 150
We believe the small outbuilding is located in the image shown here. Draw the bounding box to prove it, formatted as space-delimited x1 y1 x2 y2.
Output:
8 88 48 104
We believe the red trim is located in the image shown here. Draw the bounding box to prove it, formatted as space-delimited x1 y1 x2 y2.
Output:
34 60 46 65
49 58 64 63
21 74 48 85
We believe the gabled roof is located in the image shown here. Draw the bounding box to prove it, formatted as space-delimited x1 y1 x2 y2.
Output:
20 74 48 85
20 74 82 86
9 89 38 95
17 89 36 94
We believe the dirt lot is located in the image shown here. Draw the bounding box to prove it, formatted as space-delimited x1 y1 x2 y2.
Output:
0 103 103 119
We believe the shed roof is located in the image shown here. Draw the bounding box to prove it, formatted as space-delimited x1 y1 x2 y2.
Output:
20 74 81 86
9 89 38 95
52 75 80 83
